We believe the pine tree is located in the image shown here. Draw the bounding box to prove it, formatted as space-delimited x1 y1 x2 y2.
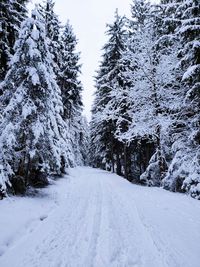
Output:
77 116 90 166
106 42 135 180
163 0 200 198
119 0 161 184
110 0 179 185
0 0 10 81
38 0 61 76
90 10 127 174
178 0 200 198
59 22 82 121
59 22 83 164
0 0 28 81
0 7 74 194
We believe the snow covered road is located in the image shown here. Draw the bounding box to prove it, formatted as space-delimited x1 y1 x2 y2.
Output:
0 167 200 267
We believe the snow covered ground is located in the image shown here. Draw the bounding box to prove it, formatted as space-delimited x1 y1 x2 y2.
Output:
0 167 200 267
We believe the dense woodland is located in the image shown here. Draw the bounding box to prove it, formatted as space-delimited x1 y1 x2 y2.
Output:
90 0 200 199
0 0 199 200
0 0 89 197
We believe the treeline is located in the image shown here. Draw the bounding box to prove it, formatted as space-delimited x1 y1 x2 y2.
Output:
0 0 88 197
90 0 200 199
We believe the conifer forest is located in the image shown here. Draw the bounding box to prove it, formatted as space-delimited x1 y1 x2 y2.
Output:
0 1 200 267
0 0 89 197
90 0 200 199
0 0 199 200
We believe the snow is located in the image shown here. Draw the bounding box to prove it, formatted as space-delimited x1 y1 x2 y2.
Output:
28 67 40 85
182 64 200 81
0 167 200 267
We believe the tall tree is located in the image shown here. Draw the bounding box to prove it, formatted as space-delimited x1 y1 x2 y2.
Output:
0 0 28 81
38 0 61 76
39 2 85 166
59 22 83 164
122 0 184 185
119 0 162 184
163 0 200 198
0 7 74 194
59 22 82 121
90 10 127 175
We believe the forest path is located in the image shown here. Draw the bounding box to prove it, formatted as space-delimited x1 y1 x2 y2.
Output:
0 167 200 267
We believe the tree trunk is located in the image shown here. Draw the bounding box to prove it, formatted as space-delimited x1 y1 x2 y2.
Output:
116 151 122 176
124 143 128 180
111 141 115 173
156 125 166 183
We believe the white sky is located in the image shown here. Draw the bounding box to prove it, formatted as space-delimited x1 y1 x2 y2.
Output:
28 0 131 120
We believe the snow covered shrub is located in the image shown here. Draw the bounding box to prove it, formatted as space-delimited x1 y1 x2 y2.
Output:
140 151 163 186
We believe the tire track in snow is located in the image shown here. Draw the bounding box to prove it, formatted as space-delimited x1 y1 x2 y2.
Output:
20 176 94 267
1 167 200 267
129 199 181 267
83 178 103 267
106 177 169 267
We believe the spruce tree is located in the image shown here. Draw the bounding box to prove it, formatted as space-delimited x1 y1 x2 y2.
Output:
178 0 200 198
123 0 184 185
121 0 161 184
90 10 127 174
59 22 82 121
0 7 73 194
59 22 83 165
0 0 28 81
163 0 200 198
38 0 61 76
80 116 90 166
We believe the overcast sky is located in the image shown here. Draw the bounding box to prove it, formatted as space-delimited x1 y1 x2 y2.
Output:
28 0 131 120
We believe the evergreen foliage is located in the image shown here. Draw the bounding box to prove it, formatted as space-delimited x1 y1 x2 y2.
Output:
90 10 128 175
0 0 199 200
0 0 28 81
59 22 82 121
90 0 200 199
0 1 86 196
163 0 200 198
38 0 61 75
59 22 84 164
0 8 74 193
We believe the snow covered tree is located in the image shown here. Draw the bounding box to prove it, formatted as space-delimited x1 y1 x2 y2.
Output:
136 1 181 185
163 0 200 199
38 0 61 76
0 7 74 194
0 0 28 81
118 0 185 185
58 22 84 165
58 22 82 121
117 0 163 184
0 0 12 81
90 10 128 175
111 50 135 180
75 116 90 166
39 3 85 165
90 0 200 200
